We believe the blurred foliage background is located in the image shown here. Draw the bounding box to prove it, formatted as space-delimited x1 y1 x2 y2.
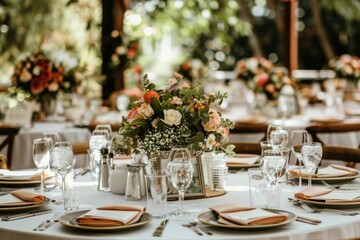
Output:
0 0 359 95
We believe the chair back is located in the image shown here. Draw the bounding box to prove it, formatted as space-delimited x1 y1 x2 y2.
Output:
230 123 268 141
0 124 21 169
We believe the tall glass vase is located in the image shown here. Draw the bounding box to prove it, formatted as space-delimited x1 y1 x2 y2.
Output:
40 99 56 116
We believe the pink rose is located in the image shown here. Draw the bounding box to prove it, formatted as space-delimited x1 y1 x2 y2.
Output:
127 107 142 122
203 109 221 132
255 73 269 87
137 103 154 119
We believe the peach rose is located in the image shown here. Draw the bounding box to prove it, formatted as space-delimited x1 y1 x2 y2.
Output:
127 107 142 122
143 90 160 104
137 103 154 119
203 109 221 132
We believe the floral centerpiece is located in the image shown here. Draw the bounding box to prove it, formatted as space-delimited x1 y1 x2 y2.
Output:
328 54 360 82
116 73 234 156
234 57 294 100
11 52 64 103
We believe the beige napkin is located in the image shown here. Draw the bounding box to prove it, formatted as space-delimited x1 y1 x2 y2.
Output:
76 205 145 227
295 187 360 203
227 154 259 165
209 203 288 226
0 190 45 207
0 170 51 181
288 165 357 178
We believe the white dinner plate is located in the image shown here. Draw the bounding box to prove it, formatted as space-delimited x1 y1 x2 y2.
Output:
198 209 296 230
59 210 153 231
0 197 51 212
227 154 260 169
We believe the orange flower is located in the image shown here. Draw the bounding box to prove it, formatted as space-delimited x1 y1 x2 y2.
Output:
143 90 160 103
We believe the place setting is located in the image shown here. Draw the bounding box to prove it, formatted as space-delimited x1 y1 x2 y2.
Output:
0 189 51 212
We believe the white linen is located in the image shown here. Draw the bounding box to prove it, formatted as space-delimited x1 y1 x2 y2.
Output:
1 170 360 240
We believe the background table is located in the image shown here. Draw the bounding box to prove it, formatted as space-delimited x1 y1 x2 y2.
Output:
9 122 91 169
1 169 360 240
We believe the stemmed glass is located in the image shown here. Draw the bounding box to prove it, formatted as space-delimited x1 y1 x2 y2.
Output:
94 125 112 140
42 131 60 190
290 130 308 188
166 147 194 217
260 149 287 209
301 142 323 188
269 126 288 149
50 141 76 209
32 138 51 193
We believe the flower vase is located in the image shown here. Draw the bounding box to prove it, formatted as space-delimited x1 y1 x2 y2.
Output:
40 100 56 116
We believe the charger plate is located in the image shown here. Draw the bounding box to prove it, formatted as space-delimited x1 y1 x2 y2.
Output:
198 209 296 230
288 173 359 184
0 197 51 212
294 197 360 209
59 210 153 231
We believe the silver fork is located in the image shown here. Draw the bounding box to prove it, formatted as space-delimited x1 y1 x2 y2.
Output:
291 199 359 216
33 212 62 231
185 214 212 235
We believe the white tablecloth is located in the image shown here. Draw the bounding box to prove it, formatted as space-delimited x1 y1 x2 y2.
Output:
0 170 360 240
10 122 91 169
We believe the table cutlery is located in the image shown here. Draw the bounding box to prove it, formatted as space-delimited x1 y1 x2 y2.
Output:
296 216 321 225
2 209 52 221
184 214 212 235
153 219 169 237
33 212 62 231
288 198 359 216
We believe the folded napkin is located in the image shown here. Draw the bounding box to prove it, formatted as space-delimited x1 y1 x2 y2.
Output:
288 165 358 178
209 203 288 226
0 190 45 207
309 116 343 123
76 205 145 227
0 170 52 181
295 187 360 203
226 154 259 165
236 116 266 124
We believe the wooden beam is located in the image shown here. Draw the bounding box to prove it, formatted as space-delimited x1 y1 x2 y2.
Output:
282 0 298 74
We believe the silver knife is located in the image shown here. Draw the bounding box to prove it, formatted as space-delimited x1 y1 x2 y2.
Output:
2 209 52 221
153 219 169 237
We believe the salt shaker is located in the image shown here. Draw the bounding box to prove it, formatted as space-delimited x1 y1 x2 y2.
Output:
98 147 110 191
125 164 142 201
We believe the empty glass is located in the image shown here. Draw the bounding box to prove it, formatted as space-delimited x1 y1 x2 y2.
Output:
50 141 76 209
33 138 51 193
166 147 194 217
116 94 130 113
94 125 112 140
42 131 60 189
290 130 308 188
301 142 323 188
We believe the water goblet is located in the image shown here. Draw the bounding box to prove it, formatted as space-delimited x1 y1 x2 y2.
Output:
42 131 60 189
260 149 287 209
301 142 323 188
270 127 289 149
166 147 194 217
94 125 112 140
290 130 308 188
50 141 76 209
33 138 51 193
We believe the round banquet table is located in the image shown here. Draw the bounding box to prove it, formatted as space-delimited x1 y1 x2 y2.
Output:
1 169 360 240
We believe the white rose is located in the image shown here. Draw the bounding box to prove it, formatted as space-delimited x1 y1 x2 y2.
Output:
32 66 41 76
163 109 182 126
137 103 154 119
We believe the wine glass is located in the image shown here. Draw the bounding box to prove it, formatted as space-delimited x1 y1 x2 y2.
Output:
42 131 60 190
301 142 323 188
260 149 287 209
116 94 130 113
50 141 75 209
32 138 51 193
269 126 289 149
290 130 308 188
94 125 112 140
166 147 194 217
266 123 282 141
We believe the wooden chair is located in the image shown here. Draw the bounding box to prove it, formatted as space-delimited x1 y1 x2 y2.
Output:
322 146 360 164
227 142 261 155
230 123 268 141
72 142 89 155
0 124 21 169
305 123 360 166
306 123 360 147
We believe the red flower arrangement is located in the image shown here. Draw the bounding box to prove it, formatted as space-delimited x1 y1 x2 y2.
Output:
12 52 64 103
